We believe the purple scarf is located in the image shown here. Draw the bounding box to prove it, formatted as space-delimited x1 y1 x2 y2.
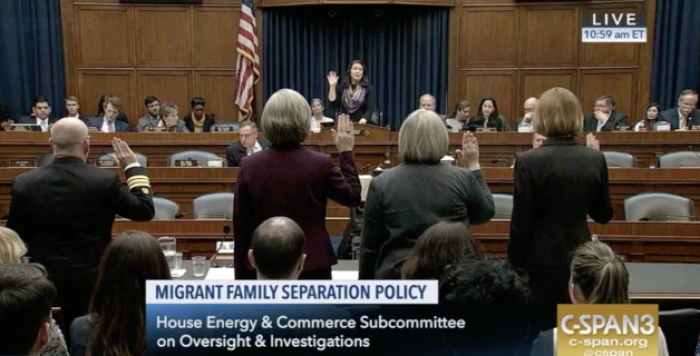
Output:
342 86 366 114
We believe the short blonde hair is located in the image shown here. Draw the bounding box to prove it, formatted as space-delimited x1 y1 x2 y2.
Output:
533 87 583 137
399 109 449 164
159 102 178 118
261 89 311 146
0 227 27 265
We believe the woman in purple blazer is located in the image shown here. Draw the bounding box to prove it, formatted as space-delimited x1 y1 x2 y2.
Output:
233 89 361 280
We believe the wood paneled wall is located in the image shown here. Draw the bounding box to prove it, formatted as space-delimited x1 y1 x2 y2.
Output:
59 0 247 125
448 0 655 128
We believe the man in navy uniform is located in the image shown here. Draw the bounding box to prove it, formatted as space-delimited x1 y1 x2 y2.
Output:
6 117 155 337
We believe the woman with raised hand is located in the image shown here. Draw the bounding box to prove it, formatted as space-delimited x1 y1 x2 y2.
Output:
327 60 376 124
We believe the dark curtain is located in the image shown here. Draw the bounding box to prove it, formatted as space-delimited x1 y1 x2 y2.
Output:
263 5 448 131
650 0 700 109
0 0 66 119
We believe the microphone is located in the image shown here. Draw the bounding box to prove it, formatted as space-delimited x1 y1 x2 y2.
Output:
490 158 512 166
639 215 699 222
211 226 232 268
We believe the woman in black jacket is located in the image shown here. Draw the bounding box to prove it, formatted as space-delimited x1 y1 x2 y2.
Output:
327 60 376 124
508 87 613 331
183 97 215 132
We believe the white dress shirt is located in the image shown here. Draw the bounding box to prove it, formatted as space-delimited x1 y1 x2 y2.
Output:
101 118 116 133
596 114 610 132
36 118 50 132
245 140 263 156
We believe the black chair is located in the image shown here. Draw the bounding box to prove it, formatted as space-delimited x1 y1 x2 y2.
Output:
659 308 700 356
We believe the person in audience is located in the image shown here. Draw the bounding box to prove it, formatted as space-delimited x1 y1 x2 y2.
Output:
94 94 128 125
465 97 508 131
509 87 613 332
87 96 129 132
445 100 470 132
225 120 271 167
401 221 484 280
0 263 57 356
248 217 306 280
183 97 216 132
63 96 87 122
158 102 189 132
136 96 161 132
310 98 334 131
359 109 494 280
531 241 669 356
328 60 376 124
439 257 531 355
7 118 154 340
0 227 68 356
659 89 700 130
634 103 661 131
234 89 361 280
516 97 538 128
0 104 12 130
583 95 629 132
419 94 437 111
512 132 599 167
17 96 55 132
70 230 171 356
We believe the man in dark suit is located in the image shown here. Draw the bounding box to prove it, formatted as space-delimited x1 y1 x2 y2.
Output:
87 96 129 132
16 96 56 132
6 117 154 337
583 95 629 131
225 120 270 167
234 89 361 280
659 89 700 130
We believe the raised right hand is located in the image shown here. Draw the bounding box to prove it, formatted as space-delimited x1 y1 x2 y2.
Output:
327 71 338 87
111 138 138 169
331 114 354 152
456 132 480 170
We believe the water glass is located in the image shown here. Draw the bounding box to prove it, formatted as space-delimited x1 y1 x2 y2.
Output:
440 156 455 166
158 236 177 269
173 252 183 270
192 256 207 277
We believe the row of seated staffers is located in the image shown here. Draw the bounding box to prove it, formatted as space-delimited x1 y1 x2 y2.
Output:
1 217 698 356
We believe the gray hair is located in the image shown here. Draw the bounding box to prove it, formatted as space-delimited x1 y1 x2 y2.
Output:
240 120 258 131
159 102 178 118
310 98 323 107
420 94 436 105
679 89 698 100
399 109 449 164
261 89 311 146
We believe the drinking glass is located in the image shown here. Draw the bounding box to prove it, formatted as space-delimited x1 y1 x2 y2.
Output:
192 256 206 277
158 236 177 269
174 252 183 270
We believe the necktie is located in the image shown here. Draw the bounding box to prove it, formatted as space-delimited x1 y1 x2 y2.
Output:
41 121 48 132
108 121 114 133
246 148 254 156
680 116 687 130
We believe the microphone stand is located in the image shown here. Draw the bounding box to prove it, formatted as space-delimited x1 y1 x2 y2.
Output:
211 225 231 268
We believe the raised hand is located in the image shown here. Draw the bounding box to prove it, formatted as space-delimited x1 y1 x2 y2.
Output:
111 138 138 169
455 132 480 170
327 71 339 87
586 133 600 151
331 114 355 152
358 118 367 125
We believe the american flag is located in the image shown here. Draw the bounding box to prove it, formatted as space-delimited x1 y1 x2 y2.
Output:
234 0 260 121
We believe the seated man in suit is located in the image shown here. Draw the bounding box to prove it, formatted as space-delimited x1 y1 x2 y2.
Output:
659 89 700 130
17 96 56 132
419 94 446 122
248 217 306 280
87 96 129 132
516 97 538 130
583 95 628 132
62 96 88 123
136 96 161 132
225 120 270 167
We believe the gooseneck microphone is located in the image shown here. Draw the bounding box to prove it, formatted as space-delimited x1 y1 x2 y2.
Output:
211 226 232 268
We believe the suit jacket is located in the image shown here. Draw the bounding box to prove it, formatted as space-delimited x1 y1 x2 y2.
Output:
136 115 160 132
183 113 216 132
465 115 509 131
583 110 629 131
225 138 271 167
359 164 495 279
6 157 154 306
17 116 57 125
659 107 700 130
233 145 361 279
87 117 130 132
329 84 376 123
508 137 613 269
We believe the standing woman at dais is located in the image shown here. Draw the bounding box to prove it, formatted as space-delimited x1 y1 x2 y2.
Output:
327 60 376 124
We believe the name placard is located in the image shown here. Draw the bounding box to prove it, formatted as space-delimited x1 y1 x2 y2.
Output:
213 126 236 132
615 125 631 131
8 124 41 132
174 159 198 167
95 159 117 167
582 9 646 43
10 160 36 167
476 127 497 132
149 126 166 132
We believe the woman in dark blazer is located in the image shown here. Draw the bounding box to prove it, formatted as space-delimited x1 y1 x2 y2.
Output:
508 87 613 329
327 60 376 124
465 97 508 131
359 109 495 280
183 97 215 132
233 89 361 280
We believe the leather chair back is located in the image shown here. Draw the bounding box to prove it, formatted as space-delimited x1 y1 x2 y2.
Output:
153 197 180 220
624 192 695 221
168 150 219 167
37 152 54 167
659 151 700 168
493 194 513 219
659 308 700 356
602 151 636 168
193 193 234 219
210 121 240 132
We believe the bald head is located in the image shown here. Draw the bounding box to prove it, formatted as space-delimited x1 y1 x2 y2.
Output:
249 217 306 280
49 118 89 158
419 94 436 111
524 97 538 113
